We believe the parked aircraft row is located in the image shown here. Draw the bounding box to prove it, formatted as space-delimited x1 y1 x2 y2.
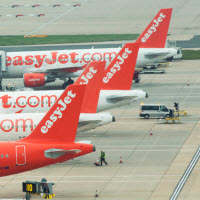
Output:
0 8 177 178
0 42 146 140
0 41 148 176
0 8 178 89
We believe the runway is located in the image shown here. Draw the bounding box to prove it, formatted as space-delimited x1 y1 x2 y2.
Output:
0 60 199 199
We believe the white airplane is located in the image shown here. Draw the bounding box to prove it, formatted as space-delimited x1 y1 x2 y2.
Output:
0 8 176 89
0 112 114 141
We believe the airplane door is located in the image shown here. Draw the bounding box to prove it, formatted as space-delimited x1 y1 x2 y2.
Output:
16 145 26 165
0 51 6 72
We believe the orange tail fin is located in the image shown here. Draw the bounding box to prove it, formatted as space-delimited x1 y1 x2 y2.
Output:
101 42 139 90
20 84 86 143
136 8 172 48
75 61 105 113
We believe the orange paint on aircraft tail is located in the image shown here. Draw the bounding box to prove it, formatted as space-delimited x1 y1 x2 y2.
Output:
0 84 95 177
101 42 139 90
136 8 172 48
75 61 105 113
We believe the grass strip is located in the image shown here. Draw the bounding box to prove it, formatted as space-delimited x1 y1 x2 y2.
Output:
0 34 139 46
182 50 200 60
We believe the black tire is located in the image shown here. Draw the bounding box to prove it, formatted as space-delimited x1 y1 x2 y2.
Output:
166 56 173 61
0 85 2 90
67 79 74 85
62 82 68 89
144 114 149 119
165 114 170 118
135 80 140 83
62 79 74 89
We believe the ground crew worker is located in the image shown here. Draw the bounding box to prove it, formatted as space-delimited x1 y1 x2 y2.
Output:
174 102 179 112
100 150 107 166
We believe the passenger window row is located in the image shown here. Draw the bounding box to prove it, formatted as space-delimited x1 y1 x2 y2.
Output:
1 154 8 158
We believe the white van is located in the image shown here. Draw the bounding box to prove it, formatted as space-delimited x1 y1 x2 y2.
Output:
139 104 170 119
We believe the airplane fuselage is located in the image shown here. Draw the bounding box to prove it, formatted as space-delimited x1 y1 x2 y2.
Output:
0 89 147 114
0 112 114 141
5 48 177 78
0 141 94 177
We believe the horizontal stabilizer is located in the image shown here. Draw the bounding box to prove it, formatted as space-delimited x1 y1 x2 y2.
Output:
144 52 169 59
76 141 92 144
45 148 81 159
79 119 102 124
107 95 137 101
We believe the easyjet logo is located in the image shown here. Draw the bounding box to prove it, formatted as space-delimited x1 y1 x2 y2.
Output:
41 90 76 134
103 48 132 83
78 67 97 84
29 78 41 82
141 12 166 43
6 51 117 68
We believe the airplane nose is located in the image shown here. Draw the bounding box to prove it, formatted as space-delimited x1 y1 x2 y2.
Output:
146 92 148 98
93 145 96 152
112 116 116 122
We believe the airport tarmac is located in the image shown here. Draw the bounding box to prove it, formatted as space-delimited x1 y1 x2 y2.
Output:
0 60 200 199
0 0 200 38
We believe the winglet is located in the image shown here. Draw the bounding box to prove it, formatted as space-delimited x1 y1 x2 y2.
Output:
75 61 105 113
101 42 139 90
20 84 86 143
136 8 172 48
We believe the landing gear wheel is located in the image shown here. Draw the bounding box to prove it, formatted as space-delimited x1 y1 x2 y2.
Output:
62 79 74 89
0 78 2 90
62 82 68 89
166 56 173 61
67 79 74 85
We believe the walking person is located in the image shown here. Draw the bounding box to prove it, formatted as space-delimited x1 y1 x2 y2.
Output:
100 150 107 166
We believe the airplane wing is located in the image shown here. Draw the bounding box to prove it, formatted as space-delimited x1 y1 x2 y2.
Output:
45 148 81 159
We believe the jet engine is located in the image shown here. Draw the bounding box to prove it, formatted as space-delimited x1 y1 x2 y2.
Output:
23 73 55 87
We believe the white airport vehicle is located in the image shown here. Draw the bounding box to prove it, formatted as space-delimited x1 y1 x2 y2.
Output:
0 8 175 89
139 104 170 119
